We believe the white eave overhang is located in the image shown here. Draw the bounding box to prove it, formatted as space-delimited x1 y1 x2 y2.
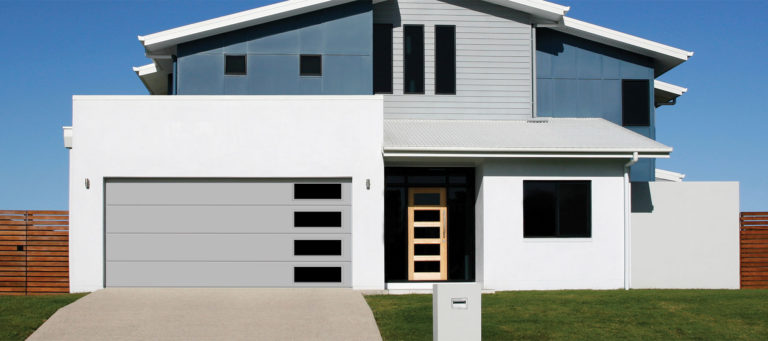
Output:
553 17 694 77
383 118 673 159
654 80 688 106
132 63 169 95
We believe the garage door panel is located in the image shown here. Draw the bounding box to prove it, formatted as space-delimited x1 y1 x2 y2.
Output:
107 180 351 205
106 206 351 234
106 261 351 287
107 234 351 262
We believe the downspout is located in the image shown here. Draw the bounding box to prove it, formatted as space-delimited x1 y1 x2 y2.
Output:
623 152 639 290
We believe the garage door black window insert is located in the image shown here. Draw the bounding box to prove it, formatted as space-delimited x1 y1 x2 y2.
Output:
294 267 342 282
294 211 342 227
294 184 341 199
294 240 342 256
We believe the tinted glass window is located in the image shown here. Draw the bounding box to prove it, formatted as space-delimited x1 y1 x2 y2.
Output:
373 24 393 93
622 79 650 126
523 181 591 238
294 240 342 256
404 25 425 94
300 55 322 76
225 55 246 75
435 26 456 94
294 211 342 227
294 184 341 199
294 267 341 282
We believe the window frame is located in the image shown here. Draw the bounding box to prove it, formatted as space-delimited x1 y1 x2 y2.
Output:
522 180 592 238
299 54 323 77
403 25 425 94
434 25 456 95
224 55 247 76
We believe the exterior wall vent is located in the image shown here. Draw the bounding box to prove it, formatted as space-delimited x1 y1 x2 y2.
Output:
526 119 549 124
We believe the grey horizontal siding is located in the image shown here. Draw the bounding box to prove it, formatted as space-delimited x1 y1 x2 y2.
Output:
374 0 534 119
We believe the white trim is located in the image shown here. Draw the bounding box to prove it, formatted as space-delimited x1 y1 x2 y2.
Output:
132 63 157 77
483 0 569 22
655 168 686 182
72 94 383 101
382 152 671 159
655 80 688 97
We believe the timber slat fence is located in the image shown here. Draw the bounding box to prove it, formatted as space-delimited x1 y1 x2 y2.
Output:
0 210 69 295
741 212 768 289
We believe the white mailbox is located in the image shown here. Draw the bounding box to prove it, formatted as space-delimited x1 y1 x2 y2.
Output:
433 283 481 341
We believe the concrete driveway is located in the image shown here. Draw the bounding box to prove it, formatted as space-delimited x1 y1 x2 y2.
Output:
28 288 382 341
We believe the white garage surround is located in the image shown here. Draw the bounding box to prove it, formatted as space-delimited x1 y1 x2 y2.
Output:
68 96 385 292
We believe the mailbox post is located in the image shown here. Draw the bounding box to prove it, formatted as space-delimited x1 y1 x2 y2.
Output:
433 283 481 341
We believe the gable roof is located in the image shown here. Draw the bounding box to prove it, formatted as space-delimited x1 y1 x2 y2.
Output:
384 118 672 158
138 0 569 53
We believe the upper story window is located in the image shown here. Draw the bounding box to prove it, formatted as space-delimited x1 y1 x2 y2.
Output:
225 55 247 75
373 24 393 94
403 25 425 94
300 55 322 76
622 79 651 126
435 25 456 95
523 180 591 238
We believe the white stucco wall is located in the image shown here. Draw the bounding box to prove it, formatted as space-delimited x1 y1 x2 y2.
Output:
478 159 627 290
69 95 385 292
631 181 740 289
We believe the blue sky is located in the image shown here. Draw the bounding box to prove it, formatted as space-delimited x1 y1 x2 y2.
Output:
0 0 765 211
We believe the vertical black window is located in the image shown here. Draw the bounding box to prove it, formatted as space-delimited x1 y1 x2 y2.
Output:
435 25 456 94
403 25 424 94
300 55 322 76
373 24 393 93
225 55 246 75
523 181 591 238
622 79 650 126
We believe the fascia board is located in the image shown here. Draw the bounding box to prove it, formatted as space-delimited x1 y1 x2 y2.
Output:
382 146 674 154
139 0 354 51
483 0 569 21
655 80 688 97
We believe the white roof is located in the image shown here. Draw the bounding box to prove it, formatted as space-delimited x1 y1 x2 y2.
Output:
554 17 693 77
654 80 688 106
384 118 672 158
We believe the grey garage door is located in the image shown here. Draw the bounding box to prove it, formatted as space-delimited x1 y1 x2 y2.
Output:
105 179 351 287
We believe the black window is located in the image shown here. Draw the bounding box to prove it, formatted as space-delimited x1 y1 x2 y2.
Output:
373 24 393 93
294 211 342 227
622 79 650 126
523 181 591 238
225 55 246 75
294 267 342 283
435 25 456 94
294 183 342 200
294 240 342 256
300 55 322 76
403 25 424 94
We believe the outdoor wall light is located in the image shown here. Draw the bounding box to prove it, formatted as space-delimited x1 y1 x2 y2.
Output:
366 179 371 190
85 178 90 189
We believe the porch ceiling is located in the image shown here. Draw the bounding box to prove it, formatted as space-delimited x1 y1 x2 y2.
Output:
383 118 672 158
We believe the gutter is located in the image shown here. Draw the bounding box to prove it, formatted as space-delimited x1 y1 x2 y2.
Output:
623 152 639 290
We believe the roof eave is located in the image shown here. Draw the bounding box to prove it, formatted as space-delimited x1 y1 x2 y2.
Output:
554 17 694 77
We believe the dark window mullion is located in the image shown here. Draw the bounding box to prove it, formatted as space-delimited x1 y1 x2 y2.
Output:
555 182 561 237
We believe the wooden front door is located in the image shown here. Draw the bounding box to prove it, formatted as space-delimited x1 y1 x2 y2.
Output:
408 188 448 281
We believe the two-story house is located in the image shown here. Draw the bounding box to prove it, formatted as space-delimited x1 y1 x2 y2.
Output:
65 0 698 292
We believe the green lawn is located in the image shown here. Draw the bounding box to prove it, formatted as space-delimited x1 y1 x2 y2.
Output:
0 293 87 341
365 290 768 341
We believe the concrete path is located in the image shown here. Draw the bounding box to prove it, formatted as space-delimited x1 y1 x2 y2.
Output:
28 288 382 341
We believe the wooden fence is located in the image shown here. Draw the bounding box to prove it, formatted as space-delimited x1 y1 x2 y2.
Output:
741 212 768 289
0 210 69 295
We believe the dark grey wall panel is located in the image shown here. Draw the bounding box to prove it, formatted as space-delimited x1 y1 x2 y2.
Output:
106 205 351 234
106 179 351 205
107 234 351 262
106 262 350 287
